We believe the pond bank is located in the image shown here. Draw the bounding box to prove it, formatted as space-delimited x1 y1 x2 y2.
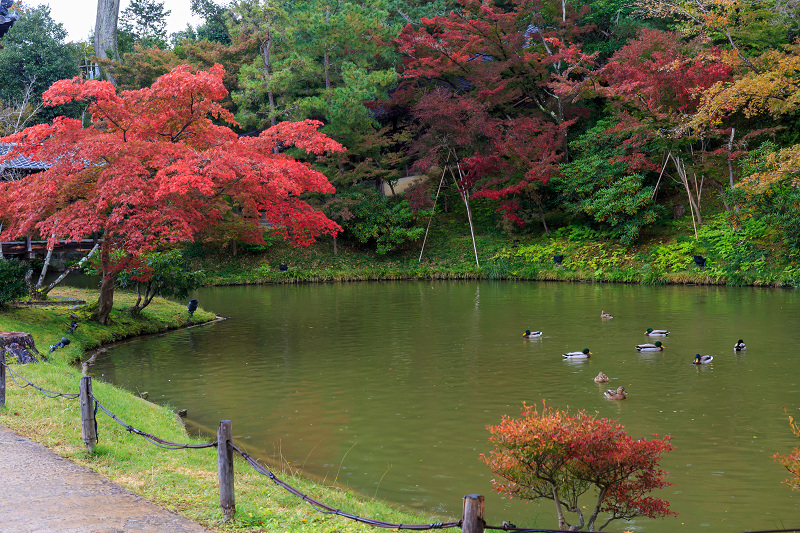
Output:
190 222 800 289
0 288 441 532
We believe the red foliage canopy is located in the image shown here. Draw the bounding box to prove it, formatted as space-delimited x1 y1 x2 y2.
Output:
0 64 343 322
0 64 343 253
481 402 676 531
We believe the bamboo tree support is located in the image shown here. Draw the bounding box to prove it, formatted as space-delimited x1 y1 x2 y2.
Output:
462 494 485 533
1 348 6 408
79 376 97 453
218 419 235 521
452 160 479 267
418 166 449 263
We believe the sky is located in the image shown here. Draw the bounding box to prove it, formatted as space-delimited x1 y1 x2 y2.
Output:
29 1 202 42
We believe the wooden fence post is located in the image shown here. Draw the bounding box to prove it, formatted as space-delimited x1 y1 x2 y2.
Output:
1 348 6 408
79 376 97 453
462 494 485 533
218 419 235 521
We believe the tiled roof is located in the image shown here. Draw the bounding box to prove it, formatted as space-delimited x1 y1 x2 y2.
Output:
0 143 50 171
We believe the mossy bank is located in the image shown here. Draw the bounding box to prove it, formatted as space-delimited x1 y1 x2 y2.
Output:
191 212 800 289
0 288 445 532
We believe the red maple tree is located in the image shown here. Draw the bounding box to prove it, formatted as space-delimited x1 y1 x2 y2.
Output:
481 402 676 531
391 0 595 230
0 64 343 323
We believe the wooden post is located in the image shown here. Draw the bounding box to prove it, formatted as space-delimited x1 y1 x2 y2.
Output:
0 348 6 408
79 376 97 453
462 494 485 533
218 420 235 521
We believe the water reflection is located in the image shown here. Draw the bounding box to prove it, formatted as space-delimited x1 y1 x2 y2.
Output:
89 282 800 531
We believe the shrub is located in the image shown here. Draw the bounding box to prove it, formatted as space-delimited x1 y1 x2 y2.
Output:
481 402 676 531
0 257 29 304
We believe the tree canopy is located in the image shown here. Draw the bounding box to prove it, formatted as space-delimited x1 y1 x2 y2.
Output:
0 64 343 323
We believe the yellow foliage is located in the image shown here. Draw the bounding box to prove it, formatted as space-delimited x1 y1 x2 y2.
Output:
692 44 800 127
738 144 800 193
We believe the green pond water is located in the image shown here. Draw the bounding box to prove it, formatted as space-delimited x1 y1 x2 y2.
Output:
88 281 800 532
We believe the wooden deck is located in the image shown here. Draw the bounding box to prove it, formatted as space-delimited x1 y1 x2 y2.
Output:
0 238 98 259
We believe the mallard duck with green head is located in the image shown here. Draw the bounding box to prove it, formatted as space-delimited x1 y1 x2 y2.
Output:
636 341 664 352
563 348 591 359
693 354 713 364
734 339 746 351
645 328 669 336
523 329 543 338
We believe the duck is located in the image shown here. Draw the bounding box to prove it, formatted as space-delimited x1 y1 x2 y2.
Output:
523 329 543 338
594 371 609 383
601 310 613 319
692 354 713 364
563 348 591 359
645 328 669 336
636 341 664 352
604 386 627 400
734 339 746 351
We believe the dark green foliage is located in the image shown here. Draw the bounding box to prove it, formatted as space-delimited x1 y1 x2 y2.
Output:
189 0 231 44
552 120 664 244
114 250 206 314
324 189 430 254
729 142 800 252
119 0 172 53
0 257 29 304
0 5 80 124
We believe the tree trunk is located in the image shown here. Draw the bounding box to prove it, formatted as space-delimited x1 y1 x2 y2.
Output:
95 0 121 85
95 243 115 325
324 5 331 90
261 31 277 128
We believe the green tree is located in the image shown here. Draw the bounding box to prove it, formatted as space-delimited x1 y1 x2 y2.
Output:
119 0 172 53
324 189 428 254
0 257 28 305
0 5 80 124
552 119 664 244
191 0 232 44
113 250 206 315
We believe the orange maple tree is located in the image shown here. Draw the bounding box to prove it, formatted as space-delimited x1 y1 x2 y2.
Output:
0 64 343 323
774 408 800 492
481 402 676 531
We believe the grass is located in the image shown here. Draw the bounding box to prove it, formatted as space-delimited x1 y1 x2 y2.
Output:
188 212 800 289
0 289 446 532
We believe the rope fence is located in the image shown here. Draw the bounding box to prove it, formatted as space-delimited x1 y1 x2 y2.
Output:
2 352 799 533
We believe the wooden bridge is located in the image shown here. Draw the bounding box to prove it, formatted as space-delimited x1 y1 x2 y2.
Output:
0 238 98 260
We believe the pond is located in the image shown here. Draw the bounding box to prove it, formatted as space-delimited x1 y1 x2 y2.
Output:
88 281 800 532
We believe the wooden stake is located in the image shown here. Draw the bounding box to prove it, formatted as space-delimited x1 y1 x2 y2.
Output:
462 494 485 533
218 420 236 521
79 376 97 453
0 348 6 408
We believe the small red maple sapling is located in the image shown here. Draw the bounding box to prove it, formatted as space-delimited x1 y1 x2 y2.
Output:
0 64 344 324
480 402 676 531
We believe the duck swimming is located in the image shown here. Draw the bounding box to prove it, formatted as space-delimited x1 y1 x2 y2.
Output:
734 339 746 351
693 354 713 364
636 341 664 352
601 310 613 319
594 372 609 383
604 386 627 400
563 348 591 359
523 330 543 338
645 328 669 336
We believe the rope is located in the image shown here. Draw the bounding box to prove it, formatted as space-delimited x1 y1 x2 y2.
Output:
231 444 461 530
485 525 574 532
0 361 79 399
92 397 216 450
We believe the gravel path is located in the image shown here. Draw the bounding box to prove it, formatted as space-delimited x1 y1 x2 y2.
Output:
0 425 216 533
